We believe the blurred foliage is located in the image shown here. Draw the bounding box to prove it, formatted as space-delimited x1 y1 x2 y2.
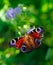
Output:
0 0 53 65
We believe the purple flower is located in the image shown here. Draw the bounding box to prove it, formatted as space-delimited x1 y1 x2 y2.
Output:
6 8 16 19
14 7 22 14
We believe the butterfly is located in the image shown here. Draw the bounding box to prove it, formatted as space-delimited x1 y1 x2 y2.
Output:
9 27 43 53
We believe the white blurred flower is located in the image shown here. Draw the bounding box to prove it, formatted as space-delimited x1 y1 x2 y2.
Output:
5 53 10 58
18 4 23 7
23 7 27 11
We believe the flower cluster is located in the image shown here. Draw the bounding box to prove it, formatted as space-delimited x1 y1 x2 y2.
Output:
5 4 22 19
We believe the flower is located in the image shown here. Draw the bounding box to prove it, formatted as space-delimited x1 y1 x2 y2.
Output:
14 7 22 15
6 8 16 19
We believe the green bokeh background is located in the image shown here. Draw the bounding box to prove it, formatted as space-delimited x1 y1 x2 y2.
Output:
0 0 53 65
